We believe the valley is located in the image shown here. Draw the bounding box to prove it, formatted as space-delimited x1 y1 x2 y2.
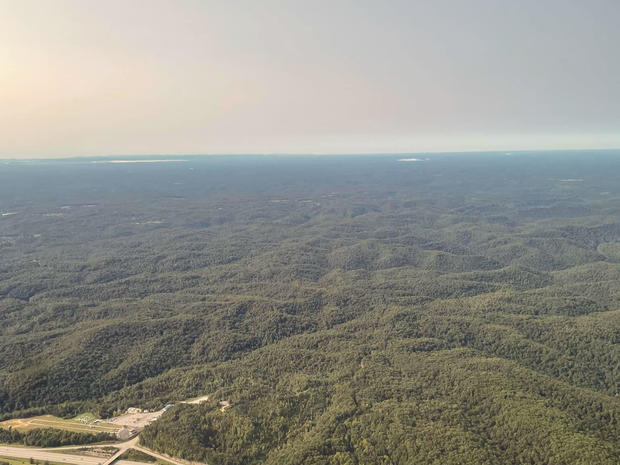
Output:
0 153 619 464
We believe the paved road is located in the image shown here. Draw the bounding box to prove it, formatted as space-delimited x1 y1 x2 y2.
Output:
133 445 189 465
1 395 208 465
0 446 154 465
101 437 139 465
0 446 103 465
1 440 197 465
180 396 209 405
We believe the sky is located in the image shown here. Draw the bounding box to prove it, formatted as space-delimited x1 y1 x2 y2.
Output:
1 0 619 158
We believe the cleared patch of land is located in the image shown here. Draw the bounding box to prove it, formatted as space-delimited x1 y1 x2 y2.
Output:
104 412 164 430
180 396 209 405
0 416 121 435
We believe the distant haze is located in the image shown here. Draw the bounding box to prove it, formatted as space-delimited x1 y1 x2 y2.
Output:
1 0 619 158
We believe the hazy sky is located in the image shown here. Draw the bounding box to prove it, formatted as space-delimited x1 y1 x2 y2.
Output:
1 0 619 157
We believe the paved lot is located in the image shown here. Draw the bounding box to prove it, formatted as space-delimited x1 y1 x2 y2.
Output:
1 416 121 434
104 411 164 430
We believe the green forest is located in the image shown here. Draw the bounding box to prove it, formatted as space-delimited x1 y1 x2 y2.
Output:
0 152 619 464
0 427 111 447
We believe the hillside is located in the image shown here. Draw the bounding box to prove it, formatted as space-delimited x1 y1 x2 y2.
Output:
0 152 619 464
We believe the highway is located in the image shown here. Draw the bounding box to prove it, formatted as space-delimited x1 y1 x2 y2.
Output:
0 444 150 465
0 396 208 465
1 439 192 465
0 446 102 465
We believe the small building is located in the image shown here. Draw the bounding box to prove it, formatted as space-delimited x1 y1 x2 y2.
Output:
117 427 132 440
126 407 143 414
163 404 174 412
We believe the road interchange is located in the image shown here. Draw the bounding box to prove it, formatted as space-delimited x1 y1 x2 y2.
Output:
0 396 211 465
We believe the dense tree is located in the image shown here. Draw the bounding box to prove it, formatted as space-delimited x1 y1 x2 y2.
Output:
0 427 111 447
1 152 619 463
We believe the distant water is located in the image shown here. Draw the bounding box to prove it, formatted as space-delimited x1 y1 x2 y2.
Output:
91 159 188 164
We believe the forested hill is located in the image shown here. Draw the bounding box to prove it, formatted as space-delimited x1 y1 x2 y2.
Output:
0 152 619 464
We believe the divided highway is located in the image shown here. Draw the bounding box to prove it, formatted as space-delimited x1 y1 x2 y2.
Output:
0 396 210 465
0 442 190 465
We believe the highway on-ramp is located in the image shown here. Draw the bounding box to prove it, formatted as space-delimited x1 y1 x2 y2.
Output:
0 396 209 465
1 441 196 465
0 446 103 465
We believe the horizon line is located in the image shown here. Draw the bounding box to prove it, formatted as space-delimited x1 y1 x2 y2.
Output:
1 147 619 162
